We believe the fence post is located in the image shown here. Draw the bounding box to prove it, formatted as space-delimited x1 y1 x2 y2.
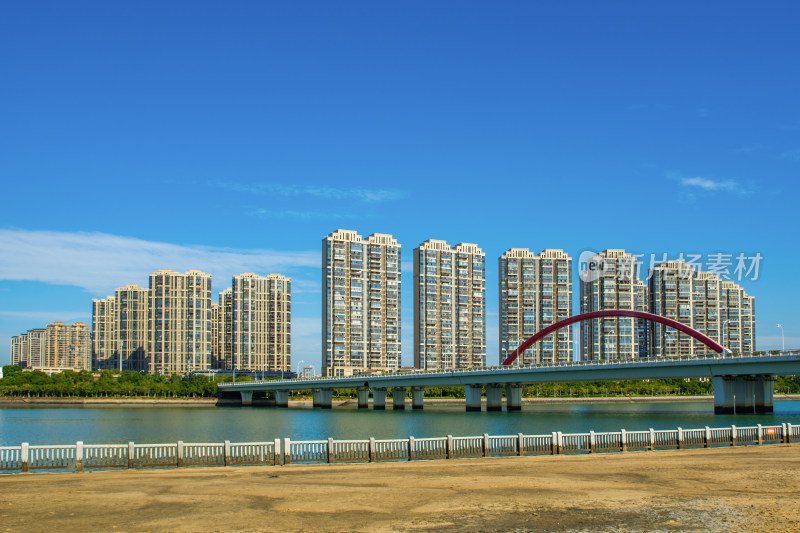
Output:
274 438 281 466
677 428 683 450
620 430 627 452
649 428 655 451
409 437 415 461
75 441 84 472
482 434 489 457
177 441 184 467
705 427 711 448
223 441 230 466
551 432 558 455
731 425 737 447
21 443 28 472
283 438 291 465
327 437 334 464
757 424 763 445
558 432 563 454
785 423 791 444
446 435 453 459
369 437 375 462
517 433 523 456
589 431 595 453
127 442 134 469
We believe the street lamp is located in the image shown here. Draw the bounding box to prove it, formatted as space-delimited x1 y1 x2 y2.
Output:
777 324 785 352
722 320 732 355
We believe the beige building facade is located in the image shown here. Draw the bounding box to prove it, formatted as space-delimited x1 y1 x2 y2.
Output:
148 269 212 374
231 273 291 372
499 248 573 365
91 296 116 369
414 240 485 370
579 249 649 361
648 260 755 358
322 229 401 377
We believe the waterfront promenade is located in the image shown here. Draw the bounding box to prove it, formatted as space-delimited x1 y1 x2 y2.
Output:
2 445 798 532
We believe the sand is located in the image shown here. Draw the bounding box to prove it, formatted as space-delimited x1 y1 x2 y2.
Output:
1 444 799 532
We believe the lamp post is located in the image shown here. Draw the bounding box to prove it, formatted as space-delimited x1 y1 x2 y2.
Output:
777 324 785 352
722 320 731 355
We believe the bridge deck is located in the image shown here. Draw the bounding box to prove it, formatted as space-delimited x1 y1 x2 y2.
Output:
219 352 800 393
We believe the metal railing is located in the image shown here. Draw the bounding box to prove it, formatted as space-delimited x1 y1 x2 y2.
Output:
0 422 796 474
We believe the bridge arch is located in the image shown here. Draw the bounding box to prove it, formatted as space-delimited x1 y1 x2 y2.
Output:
501 310 725 366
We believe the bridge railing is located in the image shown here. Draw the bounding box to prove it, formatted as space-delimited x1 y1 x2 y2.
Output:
0 423 796 473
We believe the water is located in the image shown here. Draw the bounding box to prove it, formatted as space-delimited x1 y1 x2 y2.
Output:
2 401 799 446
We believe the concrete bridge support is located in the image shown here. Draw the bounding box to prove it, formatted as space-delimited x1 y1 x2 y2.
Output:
712 376 735 414
464 385 483 412
240 390 253 407
411 387 425 410
312 389 333 409
372 388 387 410
485 384 503 411
392 387 406 410
735 377 755 414
274 390 289 408
754 376 775 413
506 384 523 411
357 387 370 409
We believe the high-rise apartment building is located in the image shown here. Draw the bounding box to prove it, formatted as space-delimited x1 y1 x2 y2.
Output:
648 260 755 358
43 321 91 370
579 250 648 361
115 284 149 372
10 327 57 370
414 240 485 369
217 288 233 370
231 272 291 372
322 229 400 377
499 248 572 365
211 302 219 368
91 296 116 369
649 260 696 358
148 269 212 374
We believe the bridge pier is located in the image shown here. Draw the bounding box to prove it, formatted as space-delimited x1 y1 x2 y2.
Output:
506 384 523 411
274 390 289 408
372 388 387 410
357 387 370 409
754 376 774 413
392 387 406 410
312 388 333 409
464 385 482 412
735 377 755 414
485 384 503 411
411 387 425 410
712 376 735 414
240 390 253 407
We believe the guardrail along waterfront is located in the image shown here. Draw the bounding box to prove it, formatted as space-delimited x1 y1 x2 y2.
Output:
1 423 798 474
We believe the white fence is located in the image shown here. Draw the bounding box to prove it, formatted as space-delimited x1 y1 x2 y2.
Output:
1 423 798 474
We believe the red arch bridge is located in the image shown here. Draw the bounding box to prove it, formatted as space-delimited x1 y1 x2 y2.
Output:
219 312 799 415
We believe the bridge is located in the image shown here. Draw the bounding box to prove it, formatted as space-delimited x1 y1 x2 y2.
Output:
219 351 800 414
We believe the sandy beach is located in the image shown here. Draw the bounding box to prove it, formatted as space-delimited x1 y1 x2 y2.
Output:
1 444 798 532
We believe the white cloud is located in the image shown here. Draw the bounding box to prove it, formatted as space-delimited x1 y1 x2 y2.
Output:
669 173 750 196
0 229 319 296
212 181 408 202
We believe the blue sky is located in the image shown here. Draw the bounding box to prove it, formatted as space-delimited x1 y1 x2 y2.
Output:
2 1 799 369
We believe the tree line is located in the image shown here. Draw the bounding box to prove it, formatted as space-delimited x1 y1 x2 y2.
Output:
2 365 798 399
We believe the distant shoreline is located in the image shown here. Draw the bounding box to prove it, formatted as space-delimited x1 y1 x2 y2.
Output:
1 394 798 407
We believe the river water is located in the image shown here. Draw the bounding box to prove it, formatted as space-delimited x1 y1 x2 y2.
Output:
2 401 799 446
